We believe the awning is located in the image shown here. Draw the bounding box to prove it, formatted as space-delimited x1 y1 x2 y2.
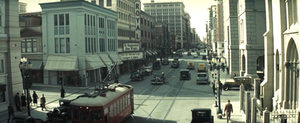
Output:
146 50 152 56
99 54 113 66
108 53 123 65
44 55 78 71
152 50 157 55
30 60 43 70
86 55 106 70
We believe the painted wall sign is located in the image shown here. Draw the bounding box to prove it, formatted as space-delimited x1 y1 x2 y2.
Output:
135 1 141 41
123 43 140 52
119 52 143 60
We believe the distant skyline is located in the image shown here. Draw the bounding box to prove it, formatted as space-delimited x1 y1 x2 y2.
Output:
19 0 216 39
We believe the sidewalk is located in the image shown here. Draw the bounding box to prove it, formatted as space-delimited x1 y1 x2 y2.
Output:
209 69 246 123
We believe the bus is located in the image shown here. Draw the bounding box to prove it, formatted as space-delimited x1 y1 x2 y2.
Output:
69 83 134 123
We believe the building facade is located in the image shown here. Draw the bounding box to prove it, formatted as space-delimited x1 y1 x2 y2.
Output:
223 0 240 76
216 0 224 57
140 11 156 62
40 1 121 86
237 0 265 78
155 22 170 59
207 5 217 57
19 2 27 14
0 0 23 109
144 1 188 50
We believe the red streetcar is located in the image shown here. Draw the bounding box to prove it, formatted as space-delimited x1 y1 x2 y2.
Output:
69 83 134 123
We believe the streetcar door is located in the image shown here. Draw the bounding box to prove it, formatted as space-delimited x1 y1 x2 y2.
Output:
104 115 108 123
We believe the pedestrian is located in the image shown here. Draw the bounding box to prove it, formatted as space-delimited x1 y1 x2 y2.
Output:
14 93 21 111
21 93 26 110
60 88 65 98
7 103 14 123
32 91 38 106
28 92 32 106
212 81 216 95
40 94 46 111
224 100 233 123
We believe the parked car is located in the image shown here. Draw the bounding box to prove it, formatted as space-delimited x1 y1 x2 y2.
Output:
187 62 195 70
202 55 207 60
162 57 169 65
187 51 192 56
11 115 45 123
144 65 153 76
191 108 213 123
180 69 191 80
196 72 209 84
153 61 161 70
151 72 165 85
130 72 144 81
47 99 72 123
197 51 200 56
223 76 253 91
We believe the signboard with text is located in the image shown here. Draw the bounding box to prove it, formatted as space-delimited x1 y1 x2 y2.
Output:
119 52 143 60
135 1 141 41
123 43 140 52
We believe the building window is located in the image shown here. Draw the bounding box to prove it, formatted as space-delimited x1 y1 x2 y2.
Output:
55 38 59 53
107 0 112 6
66 38 70 53
99 38 105 52
21 39 37 53
60 38 65 53
54 37 70 54
0 59 4 73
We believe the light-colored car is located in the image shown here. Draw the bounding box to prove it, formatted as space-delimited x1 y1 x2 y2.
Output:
196 72 209 84
193 54 198 58
223 76 253 90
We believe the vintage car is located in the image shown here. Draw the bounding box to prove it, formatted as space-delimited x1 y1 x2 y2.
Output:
130 72 144 81
151 72 165 85
193 54 198 58
171 61 180 68
187 62 195 70
197 51 200 56
175 52 183 57
153 61 161 70
196 72 209 84
187 51 192 56
180 69 191 80
223 76 253 91
144 65 153 76
162 57 169 65
191 108 213 123
202 55 207 60
47 99 73 123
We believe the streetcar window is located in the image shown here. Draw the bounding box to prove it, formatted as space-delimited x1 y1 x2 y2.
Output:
104 108 108 114
127 94 130 106
81 110 89 121
91 110 102 121
109 105 113 118
114 102 117 115
72 109 79 119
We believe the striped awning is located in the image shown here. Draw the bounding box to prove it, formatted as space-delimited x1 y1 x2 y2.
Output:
146 50 152 56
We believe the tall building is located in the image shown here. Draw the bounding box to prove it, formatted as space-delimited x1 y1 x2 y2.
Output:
0 0 23 108
237 0 265 78
19 2 27 14
216 0 224 57
207 5 217 56
40 0 120 86
223 0 239 76
144 1 189 50
100 0 145 73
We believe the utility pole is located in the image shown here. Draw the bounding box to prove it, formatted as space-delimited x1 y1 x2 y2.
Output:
217 64 223 118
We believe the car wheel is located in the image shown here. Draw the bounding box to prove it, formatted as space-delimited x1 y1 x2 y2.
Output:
223 84 230 91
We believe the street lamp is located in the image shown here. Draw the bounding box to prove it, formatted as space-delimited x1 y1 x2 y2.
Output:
19 57 32 116
216 62 223 118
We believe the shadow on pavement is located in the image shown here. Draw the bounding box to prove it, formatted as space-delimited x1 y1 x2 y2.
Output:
123 115 177 123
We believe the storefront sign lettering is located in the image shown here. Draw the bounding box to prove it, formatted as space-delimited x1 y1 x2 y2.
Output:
119 52 143 60
135 2 141 41
123 43 140 51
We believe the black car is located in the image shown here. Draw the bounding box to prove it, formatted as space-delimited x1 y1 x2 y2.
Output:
171 61 179 68
187 51 192 56
10 115 45 123
180 69 191 80
191 108 213 123
144 65 153 76
153 61 161 70
151 72 165 85
162 57 169 65
130 72 144 81
47 99 72 123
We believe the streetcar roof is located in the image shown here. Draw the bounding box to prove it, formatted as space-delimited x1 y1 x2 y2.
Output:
70 84 133 107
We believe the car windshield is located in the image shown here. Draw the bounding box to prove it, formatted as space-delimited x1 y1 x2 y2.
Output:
198 74 206 77
181 71 189 74
153 74 162 77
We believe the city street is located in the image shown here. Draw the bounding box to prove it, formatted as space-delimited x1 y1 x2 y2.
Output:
0 50 247 123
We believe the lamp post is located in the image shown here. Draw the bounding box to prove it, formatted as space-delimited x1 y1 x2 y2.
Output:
19 57 32 116
216 62 223 118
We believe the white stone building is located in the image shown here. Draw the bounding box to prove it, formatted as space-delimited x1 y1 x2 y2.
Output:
237 0 265 78
0 0 23 108
223 0 240 76
262 0 300 115
40 1 121 86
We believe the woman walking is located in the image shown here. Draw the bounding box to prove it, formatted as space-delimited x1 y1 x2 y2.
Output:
20 93 26 110
32 91 38 106
40 94 46 111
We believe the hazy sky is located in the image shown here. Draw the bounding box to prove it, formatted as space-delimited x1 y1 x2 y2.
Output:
19 0 216 39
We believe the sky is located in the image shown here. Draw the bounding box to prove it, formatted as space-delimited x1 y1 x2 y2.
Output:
19 0 216 39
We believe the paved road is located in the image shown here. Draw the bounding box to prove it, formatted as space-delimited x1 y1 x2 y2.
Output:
0 50 249 123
